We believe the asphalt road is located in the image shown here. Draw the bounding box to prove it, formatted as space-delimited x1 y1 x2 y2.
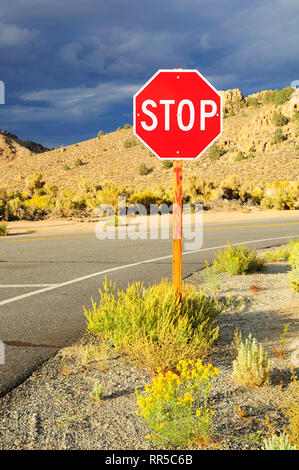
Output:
0 216 298 395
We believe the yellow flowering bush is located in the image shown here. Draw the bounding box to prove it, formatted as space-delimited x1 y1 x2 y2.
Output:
136 359 219 447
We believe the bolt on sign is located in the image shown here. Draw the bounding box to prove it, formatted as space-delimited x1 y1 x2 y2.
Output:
133 69 223 297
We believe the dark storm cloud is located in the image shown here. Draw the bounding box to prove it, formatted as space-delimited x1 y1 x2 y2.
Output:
0 0 298 146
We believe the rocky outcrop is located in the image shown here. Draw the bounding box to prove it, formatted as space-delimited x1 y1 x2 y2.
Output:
0 130 49 160
219 88 244 108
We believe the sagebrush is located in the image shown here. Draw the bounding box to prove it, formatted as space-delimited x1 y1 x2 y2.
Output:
232 334 271 386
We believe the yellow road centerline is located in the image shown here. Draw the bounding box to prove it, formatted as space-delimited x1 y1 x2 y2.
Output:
2 221 299 243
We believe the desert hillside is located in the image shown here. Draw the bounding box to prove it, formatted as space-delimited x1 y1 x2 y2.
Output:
0 130 49 160
0 87 298 192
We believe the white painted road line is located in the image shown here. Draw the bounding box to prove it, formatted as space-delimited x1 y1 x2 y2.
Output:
0 235 296 307
0 284 59 288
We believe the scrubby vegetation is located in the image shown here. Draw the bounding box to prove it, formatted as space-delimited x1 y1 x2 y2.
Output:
0 221 7 236
0 172 298 222
271 128 286 145
74 158 84 167
262 87 293 106
123 138 137 149
162 160 173 169
234 151 245 162
138 163 152 175
272 111 289 127
187 176 215 204
85 279 227 372
263 432 296 450
245 87 293 109
90 382 104 401
232 334 271 387
207 143 226 161
264 238 298 264
212 245 264 275
288 239 299 292
260 181 297 210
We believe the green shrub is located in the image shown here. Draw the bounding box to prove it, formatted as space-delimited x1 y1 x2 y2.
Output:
234 151 246 162
138 163 152 175
232 334 270 386
263 432 295 450
264 246 291 262
77 178 96 196
74 158 84 166
213 244 264 275
234 96 246 111
124 138 137 149
25 172 45 195
203 262 220 292
5 197 27 220
288 239 299 292
44 183 58 197
188 176 215 203
162 160 173 169
124 123 132 129
272 111 289 127
218 177 241 200
207 143 225 161
105 215 120 227
292 110 299 131
246 96 260 108
271 128 286 144
90 381 104 401
97 130 105 138
0 200 5 219
262 87 293 106
96 182 131 210
0 222 8 236
130 190 167 211
136 359 218 447
85 279 225 371
63 164 70 170
53 190 87 217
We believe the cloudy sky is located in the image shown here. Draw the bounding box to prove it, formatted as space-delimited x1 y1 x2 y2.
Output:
0 0 298 147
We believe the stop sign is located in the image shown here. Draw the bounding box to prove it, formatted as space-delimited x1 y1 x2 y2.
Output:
134 69 222 160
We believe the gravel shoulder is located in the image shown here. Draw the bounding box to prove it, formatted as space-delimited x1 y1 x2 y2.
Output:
0 245 298 450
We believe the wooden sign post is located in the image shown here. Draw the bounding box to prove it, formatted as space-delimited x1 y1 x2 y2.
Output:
173 161 183 300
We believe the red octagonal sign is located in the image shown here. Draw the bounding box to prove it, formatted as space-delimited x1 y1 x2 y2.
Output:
134 69 222 160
